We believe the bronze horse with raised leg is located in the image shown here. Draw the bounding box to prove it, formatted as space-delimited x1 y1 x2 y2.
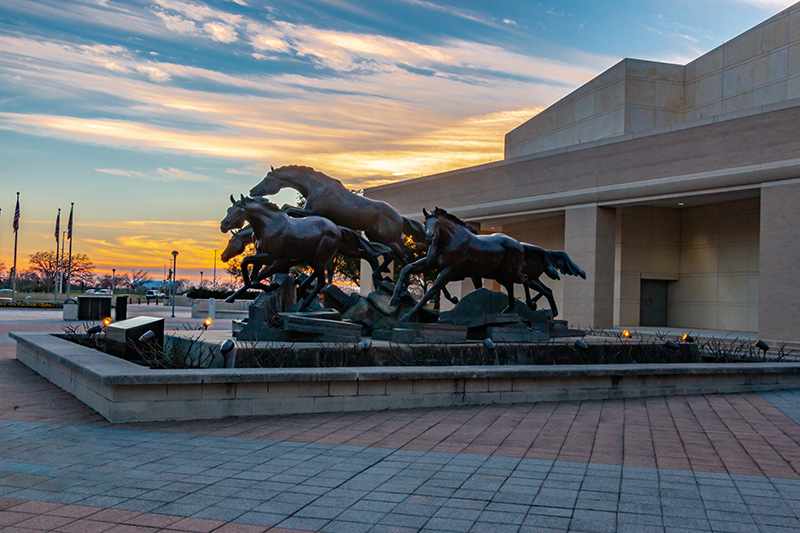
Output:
390 207 527 322
221 221 392 291
250 165 426 278
220 195 387 310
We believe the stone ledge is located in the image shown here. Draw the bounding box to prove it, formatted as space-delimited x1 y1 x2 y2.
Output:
10 332 800 423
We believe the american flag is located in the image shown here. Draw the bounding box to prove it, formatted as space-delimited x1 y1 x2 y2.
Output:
67 203 73 240
12 194 19 233
54 209 60 243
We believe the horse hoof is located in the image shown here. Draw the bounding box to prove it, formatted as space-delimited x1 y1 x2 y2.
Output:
224 296 236 303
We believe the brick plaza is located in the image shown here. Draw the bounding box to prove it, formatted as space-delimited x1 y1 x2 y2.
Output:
2 307 800 532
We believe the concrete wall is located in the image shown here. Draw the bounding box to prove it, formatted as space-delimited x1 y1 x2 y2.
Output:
615 207 681 326
759 180 800 342
669 199 760 332
505 3 800 159
505 59 685 159
685 3 800 120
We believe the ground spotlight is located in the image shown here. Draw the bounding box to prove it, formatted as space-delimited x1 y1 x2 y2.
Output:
681 333 695 343
102 317 112 327
621 329 632 339
221 339 236 369
87 325 102 335
361 338 372 351
664 340 680 351
574 339 589 351
755 339 769 353
220 339 235 355
483 338 496 350
138 330 156 343
203 317 213 329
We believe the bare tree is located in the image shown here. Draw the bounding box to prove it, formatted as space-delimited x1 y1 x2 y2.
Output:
129 269 150 291
28 251 94 290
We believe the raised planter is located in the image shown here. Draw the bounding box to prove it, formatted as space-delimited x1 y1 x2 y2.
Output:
11 331 800 423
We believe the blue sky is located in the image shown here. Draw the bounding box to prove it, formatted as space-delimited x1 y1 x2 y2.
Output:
0 0 794 281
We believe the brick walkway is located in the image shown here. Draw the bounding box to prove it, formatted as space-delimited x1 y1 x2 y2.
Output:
3 307 800 532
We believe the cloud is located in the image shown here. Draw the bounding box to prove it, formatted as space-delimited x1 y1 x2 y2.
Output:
94 166 212 182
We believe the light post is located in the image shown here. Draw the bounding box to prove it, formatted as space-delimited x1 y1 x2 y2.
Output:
213 250 217 290
200 271 204 289
171 250 178 317
111 268 116 295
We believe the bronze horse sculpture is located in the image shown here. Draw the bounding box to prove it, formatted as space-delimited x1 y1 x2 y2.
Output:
390 207 527 322
250 165 427 277
221 220 392 290
220 195 387 310
521 244 585 317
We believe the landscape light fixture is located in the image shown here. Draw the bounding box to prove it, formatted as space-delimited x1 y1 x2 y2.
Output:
87 325 102 335
138 330 156 343
203 317 213 329
220 339 235 355
574 339 589 351
664 340 680 351
621 329 632 339
102 317 112 327
483 338 496 350
755 339 769 353
361 338 372 351
681 333 694 343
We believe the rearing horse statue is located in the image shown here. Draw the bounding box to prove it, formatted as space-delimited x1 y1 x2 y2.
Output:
250 165 426 277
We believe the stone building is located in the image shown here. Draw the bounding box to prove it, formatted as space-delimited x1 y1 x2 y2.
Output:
364 2 800 342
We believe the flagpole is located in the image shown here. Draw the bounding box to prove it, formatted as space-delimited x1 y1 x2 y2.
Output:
66 202 74 300
59 230 65 294
54 208 60 303
11 193 19 304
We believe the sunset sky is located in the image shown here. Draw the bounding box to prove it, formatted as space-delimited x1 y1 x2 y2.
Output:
0 0 794 285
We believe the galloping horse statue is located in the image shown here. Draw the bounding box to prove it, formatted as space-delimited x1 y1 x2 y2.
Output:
521 244 585 317
390 207 527 322
220 195 387 311
221 220 392 290
250 165 427 276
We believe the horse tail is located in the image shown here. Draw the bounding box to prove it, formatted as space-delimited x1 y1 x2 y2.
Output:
339 227 392 257
544 250 586 279
402 217 427 243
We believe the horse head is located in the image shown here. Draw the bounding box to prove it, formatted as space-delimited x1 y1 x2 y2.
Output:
221 227 250 262
423 208 440 243
220 194 246 233
250 169 283 196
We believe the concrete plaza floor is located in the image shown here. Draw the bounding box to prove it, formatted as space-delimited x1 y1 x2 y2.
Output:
2 306 800 532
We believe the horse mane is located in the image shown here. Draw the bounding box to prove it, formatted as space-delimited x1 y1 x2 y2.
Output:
273 165 336 183
432 207 478 235
246 196 282 212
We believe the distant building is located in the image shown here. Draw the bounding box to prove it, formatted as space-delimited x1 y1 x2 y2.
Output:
366 2 800 342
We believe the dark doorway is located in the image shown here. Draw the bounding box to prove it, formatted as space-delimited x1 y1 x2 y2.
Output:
640 279 668 327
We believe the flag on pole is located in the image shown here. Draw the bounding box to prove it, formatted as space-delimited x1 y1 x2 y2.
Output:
54 209 60 243
12 195 20 233
67 203 73 240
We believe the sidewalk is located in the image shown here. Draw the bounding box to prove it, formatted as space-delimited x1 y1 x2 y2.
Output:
2 307 800 532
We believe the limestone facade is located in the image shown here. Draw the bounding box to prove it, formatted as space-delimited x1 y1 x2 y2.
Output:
366 2 800 341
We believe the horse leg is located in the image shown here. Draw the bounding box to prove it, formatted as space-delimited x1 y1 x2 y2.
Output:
440 286 458 305
298 267 327 311
523 281 536 311
400 267 452 322
530 279 557 317
390 255 431 307
501 282 516 314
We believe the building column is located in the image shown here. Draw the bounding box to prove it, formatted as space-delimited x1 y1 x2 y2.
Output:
759 180 800 342
563 205 616 328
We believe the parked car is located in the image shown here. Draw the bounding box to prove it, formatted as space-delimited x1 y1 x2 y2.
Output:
85 289 96 294
145 290 165 298
96 289 112 295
